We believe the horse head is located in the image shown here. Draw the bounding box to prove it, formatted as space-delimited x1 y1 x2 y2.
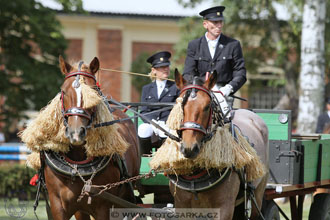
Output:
59 55 100 145
175 69 218 159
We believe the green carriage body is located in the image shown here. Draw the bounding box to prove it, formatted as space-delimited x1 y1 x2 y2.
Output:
139 109 330 186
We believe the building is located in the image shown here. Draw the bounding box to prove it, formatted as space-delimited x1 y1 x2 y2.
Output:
58 11 183 102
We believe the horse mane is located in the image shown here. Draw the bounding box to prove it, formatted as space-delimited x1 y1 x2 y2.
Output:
189 76 204 86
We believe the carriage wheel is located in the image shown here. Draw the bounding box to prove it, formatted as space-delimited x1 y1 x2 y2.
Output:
262 200 280 220
308 193 330 220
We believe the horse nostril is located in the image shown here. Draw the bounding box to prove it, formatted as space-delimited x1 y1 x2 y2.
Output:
79 127 86 138
65 127 70 137
192 144 200 154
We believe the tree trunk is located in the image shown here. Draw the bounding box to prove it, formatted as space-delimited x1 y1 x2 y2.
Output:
297 0 326 133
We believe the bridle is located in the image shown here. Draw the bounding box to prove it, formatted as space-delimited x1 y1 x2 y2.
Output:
179 84 224 144
60 61 97 129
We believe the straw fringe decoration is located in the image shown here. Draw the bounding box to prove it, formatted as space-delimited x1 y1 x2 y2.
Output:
150 99 266 182
20 79 129 170
80 77 102 109
166 97 183 130
26 152 41 170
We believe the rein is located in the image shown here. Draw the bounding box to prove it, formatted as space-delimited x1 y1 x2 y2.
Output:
109 98 181 142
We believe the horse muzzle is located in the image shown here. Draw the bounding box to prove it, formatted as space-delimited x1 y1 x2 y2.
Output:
180 142 200 159
65 126 87 145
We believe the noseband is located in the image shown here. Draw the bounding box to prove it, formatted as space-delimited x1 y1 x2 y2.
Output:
61 61 97 129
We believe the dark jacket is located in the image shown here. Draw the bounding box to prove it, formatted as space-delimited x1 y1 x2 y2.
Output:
316 112 330 133
183 34 246 93
140 80 180 122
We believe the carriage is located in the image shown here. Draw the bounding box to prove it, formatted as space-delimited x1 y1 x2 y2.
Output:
17 57 329 220
116 104 330 220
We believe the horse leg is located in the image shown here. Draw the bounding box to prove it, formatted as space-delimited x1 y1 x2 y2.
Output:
250 174 269 220
48 196 71 220
169 182 191 208
74 211 91 220
212 172 240 220
93 206 109 220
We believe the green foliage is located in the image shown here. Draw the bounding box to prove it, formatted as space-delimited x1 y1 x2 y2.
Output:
131 52 178 98
0 163 37 200
131 52 153 97
172 17 205 72
0 0 83 135
56 0 84 12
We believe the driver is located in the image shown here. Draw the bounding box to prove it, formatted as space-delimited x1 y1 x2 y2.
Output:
182 6 247 122
138 51 180 155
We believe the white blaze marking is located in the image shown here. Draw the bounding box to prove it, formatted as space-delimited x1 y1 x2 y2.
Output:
188 96 197 101
72 80 82 107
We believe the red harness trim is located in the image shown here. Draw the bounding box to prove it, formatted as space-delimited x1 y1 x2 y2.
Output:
65 71 96 81
180 85 212 98
180 169 208 180
61 153 95 165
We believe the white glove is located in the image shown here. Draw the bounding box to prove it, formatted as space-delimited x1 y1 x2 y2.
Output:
151 120 169 138
219 84 233 97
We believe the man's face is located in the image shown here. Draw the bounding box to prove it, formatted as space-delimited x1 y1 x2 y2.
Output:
203 20 223 39
327 103 330 111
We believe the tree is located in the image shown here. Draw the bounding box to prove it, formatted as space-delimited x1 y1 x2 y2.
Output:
297 0 327 133
0 0 83 136
131 52 153 95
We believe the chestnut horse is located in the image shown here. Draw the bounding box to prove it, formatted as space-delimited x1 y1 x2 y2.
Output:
169 70 269 220
43 56 140 220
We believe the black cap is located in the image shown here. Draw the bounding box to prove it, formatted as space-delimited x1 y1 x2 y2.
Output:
147 51 171 68
199 6 225 21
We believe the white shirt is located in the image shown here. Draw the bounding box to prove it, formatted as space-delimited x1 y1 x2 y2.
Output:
205 32 221 59
327 111 330 118
156 80 167 99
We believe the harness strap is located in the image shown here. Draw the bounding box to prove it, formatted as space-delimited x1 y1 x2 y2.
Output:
65 71 96 82
180 85 212 98
33 152 54 220
64 107 92 120
62 154 94 165
94 106 173 128
109 98 181 142
181 169 208 180
180 121 207 134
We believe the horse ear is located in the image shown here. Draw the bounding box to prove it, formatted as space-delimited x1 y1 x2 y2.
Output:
204 70 218 90
175 68 186 89
59 55 72 75
89 57 100 74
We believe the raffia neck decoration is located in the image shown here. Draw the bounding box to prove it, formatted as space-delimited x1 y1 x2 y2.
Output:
20 80 128 170
149 98 266 182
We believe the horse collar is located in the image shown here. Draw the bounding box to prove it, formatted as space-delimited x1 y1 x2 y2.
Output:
44 151 111 178
168 167 232 192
